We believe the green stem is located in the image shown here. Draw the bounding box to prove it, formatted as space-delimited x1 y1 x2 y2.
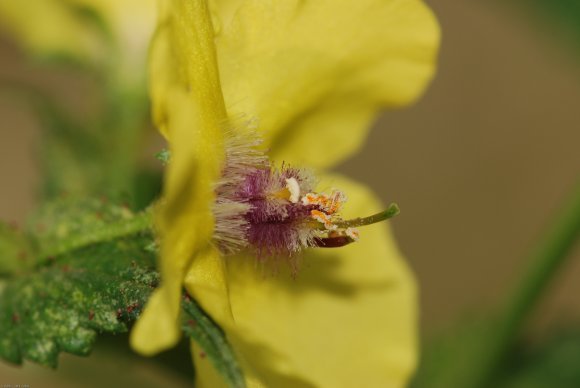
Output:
470 181 580 388
39 209 154 262
182 297 245 388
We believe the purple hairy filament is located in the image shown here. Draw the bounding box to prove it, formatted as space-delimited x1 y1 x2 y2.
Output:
211 128 399 268
236 167 320 258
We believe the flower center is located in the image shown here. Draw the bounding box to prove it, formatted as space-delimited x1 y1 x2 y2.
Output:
211 128 399 267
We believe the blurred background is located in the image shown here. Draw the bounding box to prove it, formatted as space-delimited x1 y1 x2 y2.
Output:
1 0 579 386
346 0 580 333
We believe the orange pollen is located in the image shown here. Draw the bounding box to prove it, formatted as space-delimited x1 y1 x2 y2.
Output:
310 209 336 230
302 191 346 214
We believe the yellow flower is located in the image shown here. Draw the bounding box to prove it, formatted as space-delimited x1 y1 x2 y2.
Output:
0 0 155 83
130 1 439 387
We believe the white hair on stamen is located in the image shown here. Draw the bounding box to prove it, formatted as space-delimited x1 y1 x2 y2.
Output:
212 118 268 253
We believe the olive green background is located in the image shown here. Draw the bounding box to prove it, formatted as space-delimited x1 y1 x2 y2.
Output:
1 0 579 386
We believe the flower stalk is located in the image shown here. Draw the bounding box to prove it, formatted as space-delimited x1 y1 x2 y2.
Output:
468 180 580 388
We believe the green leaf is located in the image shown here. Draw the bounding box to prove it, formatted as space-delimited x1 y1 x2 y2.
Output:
0 197 244 387
0 235 158 367
182 296 246 388
0 197 155 367
26 197 152 264
0 223 33 275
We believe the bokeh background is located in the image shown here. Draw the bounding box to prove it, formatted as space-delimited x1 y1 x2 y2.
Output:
1 0 579 386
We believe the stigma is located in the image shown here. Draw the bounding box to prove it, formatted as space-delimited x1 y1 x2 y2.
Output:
211 127 399 267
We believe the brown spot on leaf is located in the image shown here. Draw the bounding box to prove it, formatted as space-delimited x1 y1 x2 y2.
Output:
126 302 140 314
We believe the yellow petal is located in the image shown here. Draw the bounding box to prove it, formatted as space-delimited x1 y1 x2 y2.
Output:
70 0 156 81
69 0 155 55
189 174 417 387
212 0 440 168
0 0 155 88
131 0 231 354
0 0 105 61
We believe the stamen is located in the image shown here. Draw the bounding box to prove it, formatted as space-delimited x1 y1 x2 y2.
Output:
310 210 337 230
212 125 401 265
345 227 360 241
327 190 347 214
333 203 400 229
301 190 346 214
